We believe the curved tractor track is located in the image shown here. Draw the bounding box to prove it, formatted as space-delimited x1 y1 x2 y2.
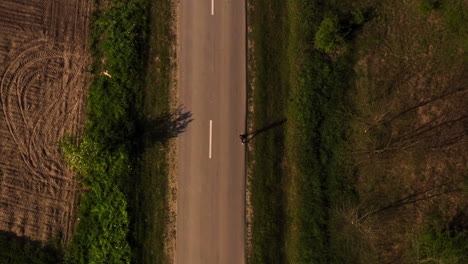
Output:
1 40 84 186
0 0 92 242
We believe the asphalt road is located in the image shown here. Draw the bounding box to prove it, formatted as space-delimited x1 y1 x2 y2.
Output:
176 0 246 263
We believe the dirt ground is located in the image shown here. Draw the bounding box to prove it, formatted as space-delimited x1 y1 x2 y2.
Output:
343 0 467 262
0 0 92 243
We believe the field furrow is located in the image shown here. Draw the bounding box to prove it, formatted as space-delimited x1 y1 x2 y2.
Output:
0 0 90 242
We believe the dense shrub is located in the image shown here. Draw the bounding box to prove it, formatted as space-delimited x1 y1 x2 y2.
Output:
249 0 356 263
315 17 345 53
62 0 147 263
352 10 365 25
419 0 440 14
410 229 468 263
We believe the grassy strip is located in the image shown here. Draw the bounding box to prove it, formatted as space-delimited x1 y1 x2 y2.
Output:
129 0 175 263
61 0 147 263
247 0 289 263
249 0 359 263
284 1 358 263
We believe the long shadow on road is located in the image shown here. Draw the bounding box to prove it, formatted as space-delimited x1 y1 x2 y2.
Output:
242 119 287 143
141 105 193 147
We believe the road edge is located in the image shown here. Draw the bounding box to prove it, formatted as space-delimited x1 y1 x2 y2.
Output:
245 0 255 263
166 0 180 263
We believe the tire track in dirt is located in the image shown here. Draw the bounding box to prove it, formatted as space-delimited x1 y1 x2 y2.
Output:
0 0 92 242
1 42 88 189
1 42 64 185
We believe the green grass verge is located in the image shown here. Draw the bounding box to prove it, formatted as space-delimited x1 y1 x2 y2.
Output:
248 0 289 263
129 0 175 263
248 0 360 263
285 1 359 263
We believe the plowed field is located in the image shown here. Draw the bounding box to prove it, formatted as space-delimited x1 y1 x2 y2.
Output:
0 0 92 242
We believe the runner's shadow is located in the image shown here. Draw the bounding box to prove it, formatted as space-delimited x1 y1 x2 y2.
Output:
242 118 287 143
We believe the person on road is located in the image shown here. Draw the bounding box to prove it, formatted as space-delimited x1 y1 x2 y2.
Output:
240 133 248 144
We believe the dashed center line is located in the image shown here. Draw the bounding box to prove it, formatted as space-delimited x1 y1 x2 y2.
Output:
209 120 213 159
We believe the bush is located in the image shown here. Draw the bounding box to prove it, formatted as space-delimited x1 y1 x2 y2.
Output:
315 17 346 53
419 0 440 14
409 229 468 264
442 0 467 34
62 0 147 263
352 10 365 25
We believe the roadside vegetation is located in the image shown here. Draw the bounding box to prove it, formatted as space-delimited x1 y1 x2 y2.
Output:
61 1 146 262
247 0 467 263
130 0 176 263
60 0 175 263
247 1 289 262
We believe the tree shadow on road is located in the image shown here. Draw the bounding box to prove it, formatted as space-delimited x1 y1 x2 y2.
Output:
141 105 193 147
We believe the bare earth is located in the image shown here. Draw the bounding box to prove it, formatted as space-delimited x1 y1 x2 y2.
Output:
0 0 92 242
176 0 246 263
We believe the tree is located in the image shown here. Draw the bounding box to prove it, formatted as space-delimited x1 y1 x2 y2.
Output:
419 0 440 14
314 17 345 53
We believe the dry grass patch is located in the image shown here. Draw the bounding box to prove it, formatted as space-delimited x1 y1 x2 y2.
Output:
344 0 467 262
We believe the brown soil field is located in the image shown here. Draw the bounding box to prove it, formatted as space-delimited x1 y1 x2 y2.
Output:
0 0 92 243
343 1 467 262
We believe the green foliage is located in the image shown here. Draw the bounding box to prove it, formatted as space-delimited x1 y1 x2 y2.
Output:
315 17 345 53
66 180 131 264
442 0 467 35
62 131 133 264
352 10 365 25
285 0 357 262
62 0 147 263
86 0 147 149
249 0 357 263
409 229 468 264
0 232 62 264
289 49 355 264
419 0 440 14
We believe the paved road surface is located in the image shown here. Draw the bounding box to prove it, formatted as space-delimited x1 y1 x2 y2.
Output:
176 0 246 263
